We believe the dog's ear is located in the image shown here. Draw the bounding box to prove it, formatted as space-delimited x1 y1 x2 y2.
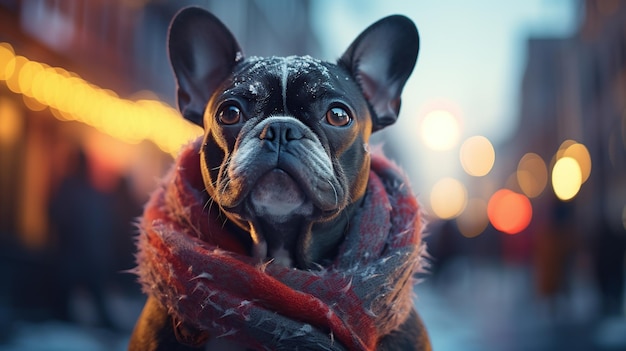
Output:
339 15 419 132
168 7 243 127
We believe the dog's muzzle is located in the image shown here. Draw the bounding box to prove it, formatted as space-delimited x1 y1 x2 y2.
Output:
250 168 306 220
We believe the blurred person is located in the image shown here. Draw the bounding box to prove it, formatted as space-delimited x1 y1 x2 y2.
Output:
111 175 143 294
426 220 460 287
533 199 578 318
591 221 626 318
48 147 117 329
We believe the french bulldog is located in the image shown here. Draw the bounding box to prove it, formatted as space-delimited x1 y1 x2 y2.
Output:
129 6 429 351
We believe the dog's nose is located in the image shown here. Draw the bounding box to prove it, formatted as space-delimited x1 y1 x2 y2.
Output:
259 121 304 144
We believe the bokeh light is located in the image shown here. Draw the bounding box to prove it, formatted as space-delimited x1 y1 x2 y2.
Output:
556 139 578 159
456 198 489 238
420 109 460 151
6 55 28 94
552 156 582 201
459 135 495 177
0 42 202 157
517 153 548 198
0 97 23 145
22 95 47 111
0 43 16 80
430 177 468 219
562 142 591 183
487 189 532 235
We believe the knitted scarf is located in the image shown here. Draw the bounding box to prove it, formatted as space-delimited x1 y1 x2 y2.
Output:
135 138 426 350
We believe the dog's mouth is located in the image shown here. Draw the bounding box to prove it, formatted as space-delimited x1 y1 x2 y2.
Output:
249 168 310 220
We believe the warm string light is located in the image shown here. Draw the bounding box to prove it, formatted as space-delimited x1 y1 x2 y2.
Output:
459 135 495 177
517 153 548 198
487 189 532 235
551 140 591 201
412 95 596 238
420 109 460 151
429 177 467 220
0 42 202 157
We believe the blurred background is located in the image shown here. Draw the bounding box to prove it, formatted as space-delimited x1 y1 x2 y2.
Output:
0 0 625 350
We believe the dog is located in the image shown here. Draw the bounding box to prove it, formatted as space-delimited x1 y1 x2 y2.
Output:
129 7 429 350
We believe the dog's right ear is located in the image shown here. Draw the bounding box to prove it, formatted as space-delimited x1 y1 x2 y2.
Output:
168 7 243 127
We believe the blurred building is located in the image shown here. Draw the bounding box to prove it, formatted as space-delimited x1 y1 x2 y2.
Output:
509 0 626 315
512 0 625 235
577 0 626 235
0 0 320 323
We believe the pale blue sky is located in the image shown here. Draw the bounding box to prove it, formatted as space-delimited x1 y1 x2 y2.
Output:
311 0 579 195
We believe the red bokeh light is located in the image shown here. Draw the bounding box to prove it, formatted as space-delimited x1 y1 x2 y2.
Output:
487 189 533 235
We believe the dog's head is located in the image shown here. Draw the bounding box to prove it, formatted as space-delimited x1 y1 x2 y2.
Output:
168 7 418 268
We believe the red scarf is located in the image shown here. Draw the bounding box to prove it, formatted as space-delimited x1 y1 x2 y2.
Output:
135 138 426 350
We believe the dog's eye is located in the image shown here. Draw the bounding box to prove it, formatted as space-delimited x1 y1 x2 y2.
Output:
218 105 242 125
325 107 351 127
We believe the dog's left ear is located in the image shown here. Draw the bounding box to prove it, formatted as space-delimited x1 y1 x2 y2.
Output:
168 7 243 127
339 15 419 132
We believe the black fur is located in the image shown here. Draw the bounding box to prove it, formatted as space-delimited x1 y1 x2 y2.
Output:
130 7 428 350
